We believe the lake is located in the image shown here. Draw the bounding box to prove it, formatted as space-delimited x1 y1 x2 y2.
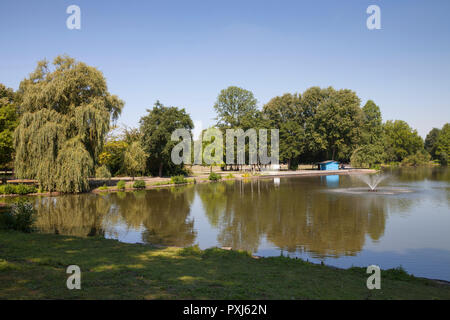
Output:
27 167 450 281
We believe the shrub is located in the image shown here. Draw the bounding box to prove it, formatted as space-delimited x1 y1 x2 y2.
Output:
241 173 251 178
171 175 188 184
15 184 37 195
225 173 234 179
0 184 37 195
98 184 109 190
133 180 146 189
208 172 222 181
95 165 112 179
401 151 431 167
0 201 36 233
117 180 126 190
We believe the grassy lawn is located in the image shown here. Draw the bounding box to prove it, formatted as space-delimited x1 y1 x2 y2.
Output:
0 230 449 300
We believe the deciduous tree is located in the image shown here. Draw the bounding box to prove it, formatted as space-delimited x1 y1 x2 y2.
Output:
140 101 193 177
0 84 18 170
14 56 124 192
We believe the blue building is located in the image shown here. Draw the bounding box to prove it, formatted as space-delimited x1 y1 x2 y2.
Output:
317 160 339 171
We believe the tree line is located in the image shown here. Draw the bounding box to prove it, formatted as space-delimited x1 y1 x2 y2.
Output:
0 56 448 192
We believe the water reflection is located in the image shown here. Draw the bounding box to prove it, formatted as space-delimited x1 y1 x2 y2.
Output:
30 168 450 271
34 185 197 247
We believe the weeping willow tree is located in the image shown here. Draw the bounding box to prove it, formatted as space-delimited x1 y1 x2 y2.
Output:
14 56 124 193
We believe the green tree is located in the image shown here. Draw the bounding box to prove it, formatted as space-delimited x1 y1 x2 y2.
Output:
124 141 148 179
213 86 258 129
140 101 193 177
314 89 363 161
424 127 441 159
14 56 124 192
361 100 383 145
350 144 385 168
435 123 449 165
298 86 335 163
98 140 129 176
263 93 305 169
0 84 18 170
383 120 423 162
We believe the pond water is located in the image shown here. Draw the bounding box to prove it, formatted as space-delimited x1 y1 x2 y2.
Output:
22 167 450 280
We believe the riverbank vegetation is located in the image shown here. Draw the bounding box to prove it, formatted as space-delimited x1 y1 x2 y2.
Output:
0 230 449 299
1 55 448 193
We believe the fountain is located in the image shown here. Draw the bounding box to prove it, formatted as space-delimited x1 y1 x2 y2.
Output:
356 173 388 192
328 173 413 195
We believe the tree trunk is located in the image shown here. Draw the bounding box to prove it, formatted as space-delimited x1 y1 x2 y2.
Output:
159 162 163 177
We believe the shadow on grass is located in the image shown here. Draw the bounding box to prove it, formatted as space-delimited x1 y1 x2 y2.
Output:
0 230 449 300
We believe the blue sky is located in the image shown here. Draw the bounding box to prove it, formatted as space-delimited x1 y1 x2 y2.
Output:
1 0 449 137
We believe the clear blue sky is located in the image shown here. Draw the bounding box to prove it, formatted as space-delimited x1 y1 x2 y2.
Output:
1 0 449 137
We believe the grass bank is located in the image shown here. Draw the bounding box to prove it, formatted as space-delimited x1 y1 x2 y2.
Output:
1 231 449 299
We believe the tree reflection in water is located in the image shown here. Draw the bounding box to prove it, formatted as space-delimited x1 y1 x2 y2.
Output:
31 168 447 259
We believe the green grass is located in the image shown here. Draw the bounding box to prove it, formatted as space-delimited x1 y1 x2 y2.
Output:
0 231 449 300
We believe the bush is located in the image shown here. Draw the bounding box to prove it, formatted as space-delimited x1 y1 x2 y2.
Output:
0 184 37 195
0 184 15 194
117 180 126 190
133 180 146 189
208 172 222 181
15 184 37 195
225 173 234 179
401 151 431 167
95 165 112 179
0 201 36 233
171 175 188 184
98 184 109 190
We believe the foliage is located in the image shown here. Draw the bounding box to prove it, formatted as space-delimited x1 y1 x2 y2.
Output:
401 150 431 167
140 101 193 177
0 202 36 233
350 144 385 168
13 56 124 193
0 84 18 170
171 175 188 184
124 141 148 178
208 172 222 181
213 86 258 128
361 100 384 145
0 184 37 195
314 89 363 161
424 128 441 159
117 180 126 190
98 140 128 176
435 123 449 165
122 126 142 145
383 120 423 162
132 180 146 189
262 93 305 168
95 165 112 179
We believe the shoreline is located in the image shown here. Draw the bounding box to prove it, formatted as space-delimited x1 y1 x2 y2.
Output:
1 168 377 197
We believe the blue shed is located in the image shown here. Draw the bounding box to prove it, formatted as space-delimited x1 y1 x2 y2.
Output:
317 160 339 171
